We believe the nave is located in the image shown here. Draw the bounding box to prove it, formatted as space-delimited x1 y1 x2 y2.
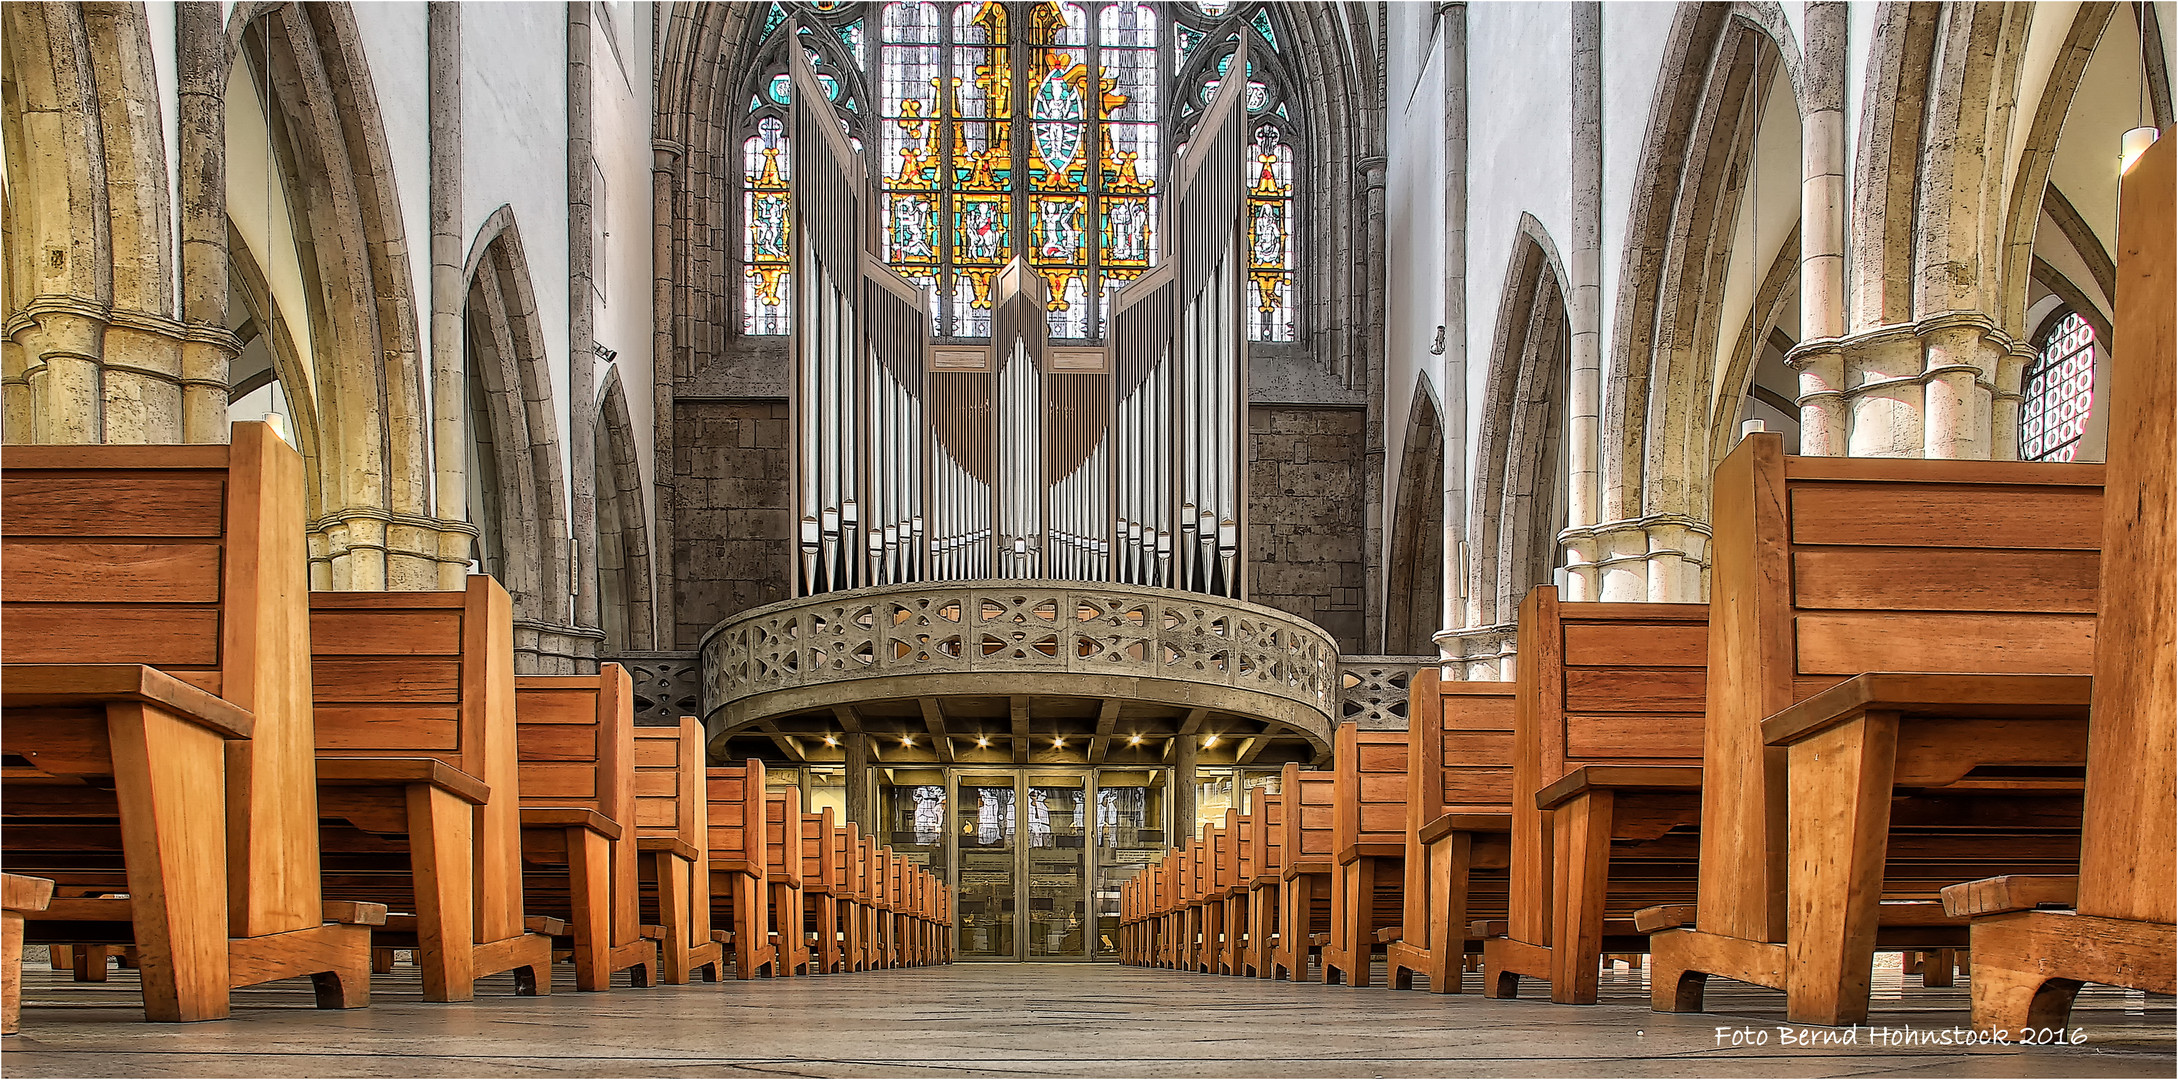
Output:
3 959 2170 1078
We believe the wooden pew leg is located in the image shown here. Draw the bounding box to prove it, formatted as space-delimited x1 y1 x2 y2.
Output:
1426 833 1472 994
3 911 23 1036
1784 712 1898 1027
1967 911 2176 1034
73 944 112 983
110 702 232 1023
567 827 615 991
1921 948 1957 987
654 854 693 985
229 923 374 1009
1549 790 1613 1005
371 948 397 974
408 783 478 1002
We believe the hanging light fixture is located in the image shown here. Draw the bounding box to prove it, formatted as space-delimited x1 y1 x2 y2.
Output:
2123 4 2159 173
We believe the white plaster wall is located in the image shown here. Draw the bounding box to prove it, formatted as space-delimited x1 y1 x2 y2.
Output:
1596 2 1673 401
145 2 182 317
1463 1 1575 490
593 1 661 560
350 2 436 487
1709 66 1802 420
462 0 573 527
1383 0 1445 555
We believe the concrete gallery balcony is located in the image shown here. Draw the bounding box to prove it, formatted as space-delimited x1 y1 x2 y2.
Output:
698 581 1344 767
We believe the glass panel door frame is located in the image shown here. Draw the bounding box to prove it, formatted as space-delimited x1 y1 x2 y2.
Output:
943 766 1170 962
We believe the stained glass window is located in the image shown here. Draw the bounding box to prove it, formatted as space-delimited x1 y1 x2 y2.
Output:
738 1 1298 343
2020 310 2096 463
743 117 793 335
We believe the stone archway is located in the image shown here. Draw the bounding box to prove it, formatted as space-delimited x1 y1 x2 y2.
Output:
1382 379 1444 656
594 368 657 653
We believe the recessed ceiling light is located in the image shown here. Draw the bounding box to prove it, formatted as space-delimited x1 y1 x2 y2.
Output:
823 735 839 747
1128 734 1142 745
901 735 914 746
1203 735 1218 748
976 736 990 748
1053 737 1066 747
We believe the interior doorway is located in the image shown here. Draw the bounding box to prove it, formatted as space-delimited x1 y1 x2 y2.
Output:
879 768 1170 961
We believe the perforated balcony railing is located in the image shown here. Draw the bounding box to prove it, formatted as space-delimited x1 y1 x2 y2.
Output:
696 581 1343 763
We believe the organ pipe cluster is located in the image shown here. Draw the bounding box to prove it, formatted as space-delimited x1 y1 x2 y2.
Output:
785 35 1252 601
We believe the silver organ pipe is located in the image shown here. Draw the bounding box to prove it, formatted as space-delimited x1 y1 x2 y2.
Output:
786 33 1249 599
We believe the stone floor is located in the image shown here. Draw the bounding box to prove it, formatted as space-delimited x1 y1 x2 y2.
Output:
3 954 2171 1078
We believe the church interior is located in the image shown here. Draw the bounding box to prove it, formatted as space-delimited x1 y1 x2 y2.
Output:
1 1 2173 1075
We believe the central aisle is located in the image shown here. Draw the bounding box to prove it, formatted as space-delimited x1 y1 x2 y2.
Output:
5 961 2171 1077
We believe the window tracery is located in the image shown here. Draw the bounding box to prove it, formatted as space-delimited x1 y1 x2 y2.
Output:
2020 310 2096 463
735 0 1300 343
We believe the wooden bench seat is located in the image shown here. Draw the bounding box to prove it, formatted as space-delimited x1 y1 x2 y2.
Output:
3 423 374 1022
765 789 811 976
1245 785 1286 979
1387 673 1515 995
1323 724 1411 987
633 718 722 984
1649 435 2105 1026
1272 763 1335 981
1955 138 2177 1033
705 761 775 978
1481 592 1709 1005
3 874 55 1035
309 578 553 1001
514 666 658 991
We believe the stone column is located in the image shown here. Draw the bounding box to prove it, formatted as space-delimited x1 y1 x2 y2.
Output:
428 2 469 586
1794 2 1849 456
845 733 873 835
1439 2 1470 643
1173 737 1199 842
177 2 236 445
1562 3 1605 601
1360 153 1389 653
1920 316 1999 459
652 139 682 648
567 4 601 661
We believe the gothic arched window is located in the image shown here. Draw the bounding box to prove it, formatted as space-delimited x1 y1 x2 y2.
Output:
2020 310 2096 463
736 0 1300 344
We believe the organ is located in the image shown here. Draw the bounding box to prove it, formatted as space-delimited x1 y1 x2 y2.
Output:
786 34 1253 599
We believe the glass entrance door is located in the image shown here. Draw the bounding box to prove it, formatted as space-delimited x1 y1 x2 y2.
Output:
954 774 1018 959
1025 775 1087 958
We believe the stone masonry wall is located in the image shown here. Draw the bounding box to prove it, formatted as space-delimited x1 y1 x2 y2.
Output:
1248 405 1367 652
672 400 793 647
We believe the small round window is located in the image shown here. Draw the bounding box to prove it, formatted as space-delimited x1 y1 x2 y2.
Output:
2020 310 2095 463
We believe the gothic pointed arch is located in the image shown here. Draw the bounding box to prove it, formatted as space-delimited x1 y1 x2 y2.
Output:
226 1 460 590
1383 376 1444 655
1471 219 1571 635
1602 5 1802 547
594 368 657 652
463 204 573 659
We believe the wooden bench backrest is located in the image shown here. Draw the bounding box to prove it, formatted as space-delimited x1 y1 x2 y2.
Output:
515 665 637 826
858 836 877 902
704 760 767 875
1249 786 1285 881
633 718 704 851
1406 669 1516 825
1233 807 1257 881
1 422 319 935
1332 722 1409 856
799 810 829 888
1515 588 1710 790
1703 434 2104 941
1278 762 1336 873
765 789 803 887
1206 826 1229 893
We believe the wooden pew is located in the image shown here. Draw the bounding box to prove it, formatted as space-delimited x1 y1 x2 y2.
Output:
1271 763 1335 981
1482 590 1709 1004
855 835 882 970
633 719 722 984
763 790 808 976
801 810 841 973
1387 672 1515 993
309 577 553 1001
1246 786 1287 979
1322 723 1411 987
1198 825 1227 973
1649 435 2102 1025
515 667 658 990
1952 137 2178 1031
3 875 54 1035
3 422 376 1021
705 761 774 978
1221 807 1255 976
